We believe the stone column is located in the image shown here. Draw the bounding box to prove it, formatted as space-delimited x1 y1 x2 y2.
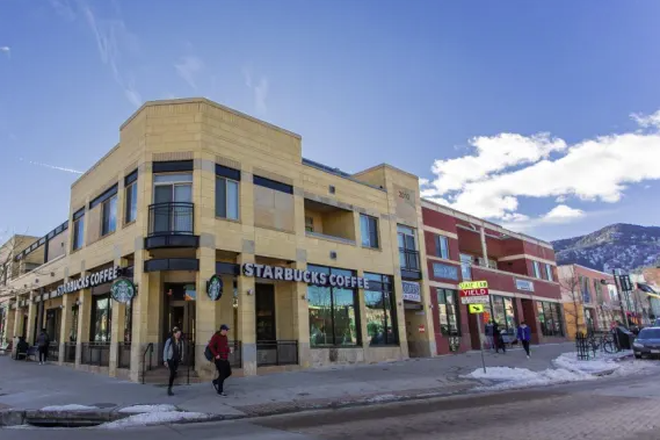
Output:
292 260 311 368
58 293 74 364
237 253 256 376
75 285 92 367
4 305 15 342
195 244 218 380
26 294 36 345
479 225 489 267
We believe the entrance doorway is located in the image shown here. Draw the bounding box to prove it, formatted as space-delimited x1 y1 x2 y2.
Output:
162 283 196 367
256 284 276 342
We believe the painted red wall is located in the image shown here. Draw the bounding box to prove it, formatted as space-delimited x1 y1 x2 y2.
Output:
522 241 556 261
422 208 458 233
471 267 561 300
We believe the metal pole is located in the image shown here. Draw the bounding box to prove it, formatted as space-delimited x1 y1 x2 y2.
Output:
476 313 486 374
612 270 630 328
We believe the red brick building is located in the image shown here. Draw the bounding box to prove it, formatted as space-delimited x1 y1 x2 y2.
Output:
421 200 566 355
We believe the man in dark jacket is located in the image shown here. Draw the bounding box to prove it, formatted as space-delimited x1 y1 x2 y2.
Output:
492 322 505 354
209 324 232 397
36 329 50 365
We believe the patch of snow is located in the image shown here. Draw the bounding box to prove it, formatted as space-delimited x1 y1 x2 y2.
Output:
464 366 594 390
363 394 398 403
118 404 179 414
100 411 210 429
40 404 99 411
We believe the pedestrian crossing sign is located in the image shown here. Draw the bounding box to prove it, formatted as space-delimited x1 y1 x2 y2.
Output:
468 304 485 314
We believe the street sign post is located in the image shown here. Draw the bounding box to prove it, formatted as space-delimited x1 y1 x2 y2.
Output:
460 281 489 373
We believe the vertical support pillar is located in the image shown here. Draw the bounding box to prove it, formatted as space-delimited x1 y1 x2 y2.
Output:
26 294 36 344
196 245 218 379
292 261 310 368
75 285 92 367
238 253 256 376
109 259 128 376
479 225 488 267
4 305 15 343
59 293 74 364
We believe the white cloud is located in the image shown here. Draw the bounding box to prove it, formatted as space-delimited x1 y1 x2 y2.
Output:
243 68 269 114
542 205 585 223
0 46 10 58
422 110 660 225
175 56 204 90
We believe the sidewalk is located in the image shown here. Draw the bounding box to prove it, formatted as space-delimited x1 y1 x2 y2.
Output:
0 343 574 419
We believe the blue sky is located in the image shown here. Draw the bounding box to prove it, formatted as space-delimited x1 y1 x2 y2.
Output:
1 0 660 243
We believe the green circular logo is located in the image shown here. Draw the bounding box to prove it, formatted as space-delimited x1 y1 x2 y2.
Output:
111 279 136 304
207 275 223 301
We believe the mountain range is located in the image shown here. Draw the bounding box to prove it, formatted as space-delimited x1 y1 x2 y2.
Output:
551 223 660 273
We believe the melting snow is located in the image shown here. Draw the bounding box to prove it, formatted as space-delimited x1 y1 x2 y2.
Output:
101 411 210 429
118 404 179 414
40 404 99 411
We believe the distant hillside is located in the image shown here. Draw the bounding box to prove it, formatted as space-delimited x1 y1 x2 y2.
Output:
552 223 660 273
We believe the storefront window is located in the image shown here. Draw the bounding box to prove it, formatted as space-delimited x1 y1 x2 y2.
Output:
364 273 398 346
489 295 517 332
90 294 112 342
437 288 460 336
308 265 360 347
536 301 564 337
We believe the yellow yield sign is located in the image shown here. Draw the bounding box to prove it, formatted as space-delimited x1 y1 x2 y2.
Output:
468 304 485 314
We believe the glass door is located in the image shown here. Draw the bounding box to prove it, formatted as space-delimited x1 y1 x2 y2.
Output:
153 181 192 234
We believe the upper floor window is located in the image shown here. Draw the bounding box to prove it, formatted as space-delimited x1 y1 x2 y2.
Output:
460 254 472 281
72 208 85 251
435 235 449 259
153 173 193 234
545 264 553 281
397 225 419 271
360 214 379 249
124 170 138 224
101 195 118 236
533 261 541 278
215 164 240 220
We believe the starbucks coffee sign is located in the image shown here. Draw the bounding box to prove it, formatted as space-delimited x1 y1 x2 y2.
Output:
242 263 370 289
207 274 223 301
55 266 122 297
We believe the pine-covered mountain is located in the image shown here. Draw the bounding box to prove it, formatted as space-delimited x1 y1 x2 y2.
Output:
551 223 660 273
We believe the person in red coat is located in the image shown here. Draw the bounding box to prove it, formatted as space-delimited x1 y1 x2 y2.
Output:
209 324 232 396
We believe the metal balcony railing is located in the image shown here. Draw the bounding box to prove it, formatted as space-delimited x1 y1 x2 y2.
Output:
148 202 195 236
399 248 421 272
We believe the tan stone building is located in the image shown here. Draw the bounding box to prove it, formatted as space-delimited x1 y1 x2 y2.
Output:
0 98 437 382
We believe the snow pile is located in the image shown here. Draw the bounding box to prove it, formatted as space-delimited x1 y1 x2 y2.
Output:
118 404 179 414
553 351 637 375
40 404 99 411
101 410 210 429
464 366 594 390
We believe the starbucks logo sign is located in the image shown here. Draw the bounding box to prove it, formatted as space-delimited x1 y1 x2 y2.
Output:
207 275 223 301
110 278 136 304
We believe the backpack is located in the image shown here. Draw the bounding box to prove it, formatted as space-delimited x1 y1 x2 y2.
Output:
204 344 214 362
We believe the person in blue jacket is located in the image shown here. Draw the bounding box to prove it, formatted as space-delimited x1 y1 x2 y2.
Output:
517 322 532 359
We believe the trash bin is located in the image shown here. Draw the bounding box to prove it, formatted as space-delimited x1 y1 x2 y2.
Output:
616 326 634 350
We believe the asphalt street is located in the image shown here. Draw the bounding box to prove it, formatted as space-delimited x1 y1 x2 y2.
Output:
3 369 660 440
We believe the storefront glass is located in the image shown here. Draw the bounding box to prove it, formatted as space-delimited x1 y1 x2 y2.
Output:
308 265 360 347
536 301 564 337
90 295 112 342
437 288 460 336
488 295 517 331
364 273 398 346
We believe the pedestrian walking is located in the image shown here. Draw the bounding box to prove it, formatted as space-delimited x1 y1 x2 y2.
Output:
163 327 184 396
209 324 232 397
36 328 50 365
517 321 532 359
492 322 506 354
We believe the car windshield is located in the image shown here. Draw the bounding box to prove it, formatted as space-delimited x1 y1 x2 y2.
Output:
638 328 660 339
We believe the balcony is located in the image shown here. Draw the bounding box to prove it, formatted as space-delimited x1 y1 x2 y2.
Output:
470 265 561 300
399 248 422 280
304 199 356 245
145 202 199 249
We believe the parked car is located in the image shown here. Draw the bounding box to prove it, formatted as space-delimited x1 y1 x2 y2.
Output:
632 327 660 359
